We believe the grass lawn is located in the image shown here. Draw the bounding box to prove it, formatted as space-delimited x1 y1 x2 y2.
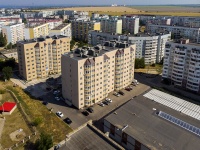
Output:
135 64 163 74
0 81 73 149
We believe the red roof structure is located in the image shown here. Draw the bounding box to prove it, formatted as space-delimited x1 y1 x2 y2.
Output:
0 102 16 112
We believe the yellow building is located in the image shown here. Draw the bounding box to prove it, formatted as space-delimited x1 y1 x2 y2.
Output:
17 35 70 81
24 23 49 39
72 20 100 41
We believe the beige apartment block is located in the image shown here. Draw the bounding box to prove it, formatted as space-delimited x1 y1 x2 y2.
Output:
62 41 136 109
17 35 70 81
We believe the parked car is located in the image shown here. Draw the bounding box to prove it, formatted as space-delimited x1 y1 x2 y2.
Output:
55 97 60 101
82 111 89 116
113 92 120 97
56 111 64 118
64 117 72 124
42 101 48 105
106 98 112 103
87 107 94 113
53 90 60 95
99 102 105 107
118 91 125 95
103 101 109 105
125 87 131 91
54 144 61 150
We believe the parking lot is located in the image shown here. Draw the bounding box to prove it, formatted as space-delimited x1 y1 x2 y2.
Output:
41 83 150 130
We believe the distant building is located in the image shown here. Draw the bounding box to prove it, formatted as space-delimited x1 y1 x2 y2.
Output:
0 49 18 60
71 20 100 41
17 35 70 81
121 16 139 34
162 40 200 94
2 23 25 44
62 41 135 109
88 30 171 64
146 24 200 43
49 23 71 38
24 23 49 39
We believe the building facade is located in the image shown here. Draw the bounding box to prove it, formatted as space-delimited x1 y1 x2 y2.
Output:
121 16 139 34
49 23 71 38
71 20 100 41
17 35 70 81
88 30 171 64
146 24 200 43
2 23 24 44
162 40 200 94
62 41 136 109
24 23 49 39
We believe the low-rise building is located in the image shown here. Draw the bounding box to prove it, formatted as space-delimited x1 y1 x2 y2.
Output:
61 41 135 109
24 23 49 39
0 49 18 60
88 30 171 64
49 23 71 38
17 35 70 81
2 23 24 44
71 20 100 41
162 40 200 94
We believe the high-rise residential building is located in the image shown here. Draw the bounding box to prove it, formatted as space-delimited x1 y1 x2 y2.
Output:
146 24 200 43
162 40 200 94
17 35 70 81
62 41 136 109
71 20 100 41
2 23 24 44
88 30 171 64
121 15 139 34
94 16 122 34
24 23 49 39
49 23 71 38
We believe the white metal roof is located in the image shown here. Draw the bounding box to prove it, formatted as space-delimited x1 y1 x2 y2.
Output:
143 89 200 121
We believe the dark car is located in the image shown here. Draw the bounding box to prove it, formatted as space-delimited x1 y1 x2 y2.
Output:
87 107 94 113
118 91 125 95
103 101 109 105
82 111 89 116
42 101 48 105
64 117 72 124
125 87 131 91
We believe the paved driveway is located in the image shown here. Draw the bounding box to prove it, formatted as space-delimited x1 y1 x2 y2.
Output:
41 83 150 130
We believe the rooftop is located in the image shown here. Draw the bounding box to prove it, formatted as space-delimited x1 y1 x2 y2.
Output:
51 23 70 30
0 49 17 54
104 89 200 150
62 124 122 150
17 35 68 44
63 40 132 61
148 24 200 29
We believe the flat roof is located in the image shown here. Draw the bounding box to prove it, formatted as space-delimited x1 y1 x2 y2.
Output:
62 125 121 150
148 24 200 29
104 90 200 150
0 49 17 54
51 23 70 30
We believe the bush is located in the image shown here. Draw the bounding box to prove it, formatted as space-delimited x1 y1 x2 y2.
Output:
33 117 43 126
0 89 6 94
35 132 53 150
151 63 156 67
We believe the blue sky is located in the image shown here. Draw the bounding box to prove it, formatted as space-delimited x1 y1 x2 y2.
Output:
0 0 199 6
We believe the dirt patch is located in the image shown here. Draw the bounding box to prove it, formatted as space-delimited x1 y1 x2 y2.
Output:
9 129 26 142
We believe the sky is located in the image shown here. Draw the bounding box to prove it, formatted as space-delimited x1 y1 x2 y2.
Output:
0 0 199 6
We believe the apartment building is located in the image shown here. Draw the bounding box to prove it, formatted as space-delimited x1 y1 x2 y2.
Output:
24 23 49 39
88 30 171 64
121 16 139 34
94 17 122 34
162 40 200 94
49 23 71 38
2 23 24 44
146 24 200 43
17 35 70 81
71 20 100 41
62 41 136 109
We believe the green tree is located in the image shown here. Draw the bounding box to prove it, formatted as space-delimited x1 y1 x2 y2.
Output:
135 58 145 69
2 66 12 80
22 18 27 24
4 58 16 69
0 32 7 47
35 132 53 150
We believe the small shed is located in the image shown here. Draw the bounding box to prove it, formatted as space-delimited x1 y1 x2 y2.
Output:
0 102 17 115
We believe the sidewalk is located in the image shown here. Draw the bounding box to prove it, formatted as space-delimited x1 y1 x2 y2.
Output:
0 117 5 139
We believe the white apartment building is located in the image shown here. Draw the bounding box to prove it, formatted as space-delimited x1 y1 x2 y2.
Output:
62 41 136 109
146 24 200 43
49 23 71 38
88 30 171 64
121 16 139 34
95 17 122 34
162 40 200 94
2 23 24 44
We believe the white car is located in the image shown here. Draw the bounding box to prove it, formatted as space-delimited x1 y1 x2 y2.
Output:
55 97 60 101
113 92 120 97
53 90 60 95
56 111 64 118
99 102 105 107
106 98 112 103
